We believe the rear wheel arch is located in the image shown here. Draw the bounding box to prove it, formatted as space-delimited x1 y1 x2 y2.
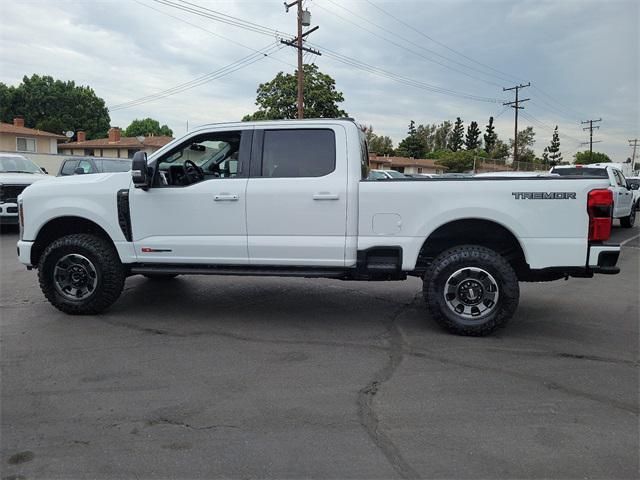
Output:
31 216 114 267
416 218 529 279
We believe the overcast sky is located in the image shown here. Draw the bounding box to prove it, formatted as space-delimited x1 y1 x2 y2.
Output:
1 0 638 160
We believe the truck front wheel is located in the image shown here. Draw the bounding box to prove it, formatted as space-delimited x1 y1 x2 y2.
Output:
423 245 519 336
620 207 636 228
38 234 126 314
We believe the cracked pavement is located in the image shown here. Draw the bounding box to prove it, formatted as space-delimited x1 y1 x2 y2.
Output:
1 227 638 479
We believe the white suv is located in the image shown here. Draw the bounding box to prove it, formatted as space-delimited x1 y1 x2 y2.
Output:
0 153 49 226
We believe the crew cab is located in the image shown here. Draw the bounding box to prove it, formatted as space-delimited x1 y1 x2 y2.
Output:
17 119 621 336
0 153 49 225
551 163 638 227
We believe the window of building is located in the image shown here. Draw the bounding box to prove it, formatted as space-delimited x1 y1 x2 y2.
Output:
128 149 140 159
261 129 335 178
16 137 36 152
84 149 95 156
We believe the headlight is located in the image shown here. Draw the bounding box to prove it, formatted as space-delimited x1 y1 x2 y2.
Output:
18 198 24 239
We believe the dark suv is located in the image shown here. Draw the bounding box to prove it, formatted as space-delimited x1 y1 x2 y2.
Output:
57 157 132 176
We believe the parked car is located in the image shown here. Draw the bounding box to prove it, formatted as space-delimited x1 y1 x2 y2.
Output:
367 169 407 179
18 119 621 336
0 153 49 225
551 164 637 227
57 157 132 176
405 173 440 178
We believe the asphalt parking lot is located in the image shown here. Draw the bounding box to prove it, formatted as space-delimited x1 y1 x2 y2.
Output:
1 226 638 479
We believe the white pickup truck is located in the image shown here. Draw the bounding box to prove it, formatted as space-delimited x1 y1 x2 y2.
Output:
17 119 621 336
551 163 638 228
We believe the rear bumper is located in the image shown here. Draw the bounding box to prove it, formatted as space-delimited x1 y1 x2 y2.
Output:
588 244 620 275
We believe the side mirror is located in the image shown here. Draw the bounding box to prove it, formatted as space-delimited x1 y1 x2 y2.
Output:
74 167 85 175
629 183 639 190
131 151 149 189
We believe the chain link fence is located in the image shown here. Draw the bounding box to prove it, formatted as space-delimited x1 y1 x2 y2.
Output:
473 157 550 173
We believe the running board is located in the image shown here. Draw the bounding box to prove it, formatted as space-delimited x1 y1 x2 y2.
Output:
130 264 348 279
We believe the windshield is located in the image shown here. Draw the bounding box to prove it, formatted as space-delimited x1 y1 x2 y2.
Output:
386 170 406 178
551 167 608 177
628 178 640 186
0 155 42 173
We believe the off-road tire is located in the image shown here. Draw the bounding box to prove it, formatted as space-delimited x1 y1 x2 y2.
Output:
38 234 126 314
620 207 636 228
142 273 179 280
423 245 519 336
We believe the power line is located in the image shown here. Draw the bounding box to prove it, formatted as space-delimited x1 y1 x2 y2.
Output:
364 0 520 85
311 43 504 103
109 44 282 110
147 0 505 106
150 0 284 38
134 0 295 68
503 83 530 162
315 0 505 88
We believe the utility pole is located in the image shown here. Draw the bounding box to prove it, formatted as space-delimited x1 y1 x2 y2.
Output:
629 138 638 170
581 119 602 162
282 1 321 119
503 83 530 163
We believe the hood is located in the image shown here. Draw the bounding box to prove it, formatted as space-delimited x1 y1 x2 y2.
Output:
0 172 50 185
19 171 132 201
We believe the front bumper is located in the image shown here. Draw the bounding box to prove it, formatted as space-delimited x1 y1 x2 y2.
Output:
0 202 18 224
17 240 34 267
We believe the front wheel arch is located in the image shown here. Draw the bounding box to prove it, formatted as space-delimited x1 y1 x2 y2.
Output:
31 216 114 267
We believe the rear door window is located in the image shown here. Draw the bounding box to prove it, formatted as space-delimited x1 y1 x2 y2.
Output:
260 129 335 178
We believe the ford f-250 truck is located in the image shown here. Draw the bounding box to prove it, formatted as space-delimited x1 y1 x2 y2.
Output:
17 119 621 336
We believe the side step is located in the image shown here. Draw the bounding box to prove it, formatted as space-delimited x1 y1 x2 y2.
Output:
130 264 348 279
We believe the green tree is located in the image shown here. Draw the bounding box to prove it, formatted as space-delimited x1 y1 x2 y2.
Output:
509 126 536 163
432 121 452 151
436 149 487 173
574 151 612 164
484 116 497 155
243 64 347 120
0 74 110 139
448 117 464 152
396 120 425 158
464 121 482 150
124 118 173 137
545 125 562 166
363 125 394 155
491 139 510 160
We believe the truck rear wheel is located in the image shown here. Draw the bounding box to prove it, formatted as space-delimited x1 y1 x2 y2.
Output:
38 234 125 315
423 245 519 336
620 207 636 228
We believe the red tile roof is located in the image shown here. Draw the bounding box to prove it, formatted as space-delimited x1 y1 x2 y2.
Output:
0 122 66 139
58 135 174 149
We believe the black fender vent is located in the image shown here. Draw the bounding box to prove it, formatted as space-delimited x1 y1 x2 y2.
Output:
117 189 132 241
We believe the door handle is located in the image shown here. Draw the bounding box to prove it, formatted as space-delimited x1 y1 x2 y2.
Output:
313 193 339 200
214 194 239 201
